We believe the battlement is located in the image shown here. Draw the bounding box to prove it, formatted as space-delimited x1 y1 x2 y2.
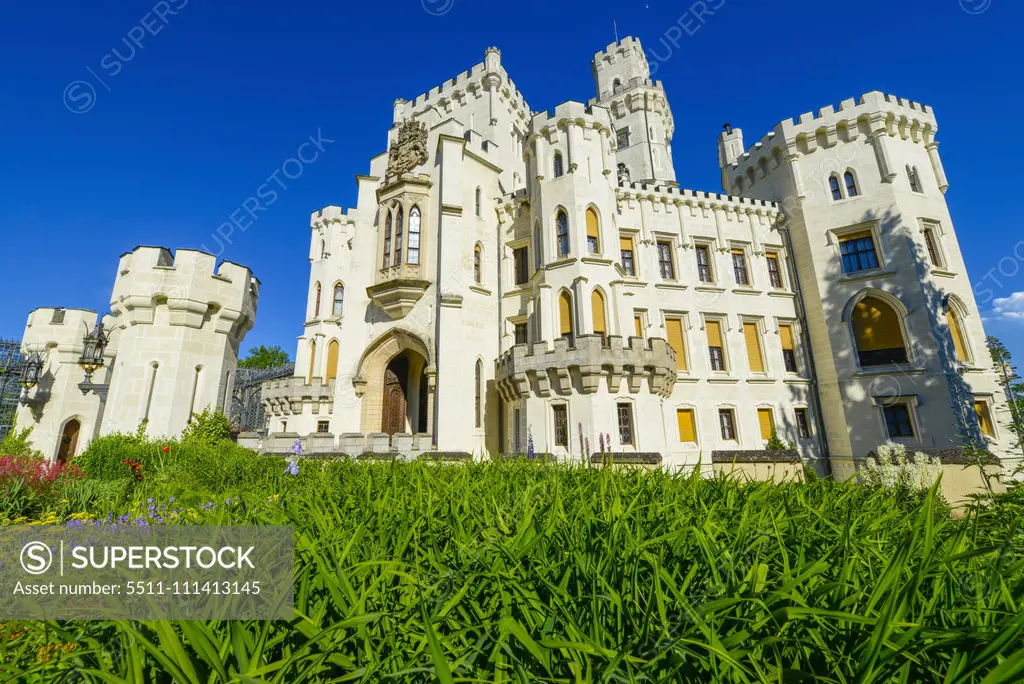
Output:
311 205 345 227
725 90 939 183
22 308 100 354
109 246 259 335
529 100 614 136
395 48 531 126
592 37 647 68
615 181 780 218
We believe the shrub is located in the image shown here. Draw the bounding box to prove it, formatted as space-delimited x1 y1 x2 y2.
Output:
862 442 943 491
0 422 40 459
179 407 231 448
74 432 153 480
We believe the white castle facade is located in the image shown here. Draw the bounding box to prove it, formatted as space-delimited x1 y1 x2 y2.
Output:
15 37 1017 480
255 38 1017 477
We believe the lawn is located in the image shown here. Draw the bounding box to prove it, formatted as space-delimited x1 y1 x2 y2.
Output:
1 421 1023 682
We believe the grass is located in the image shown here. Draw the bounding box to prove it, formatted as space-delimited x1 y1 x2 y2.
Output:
1 439 1024 682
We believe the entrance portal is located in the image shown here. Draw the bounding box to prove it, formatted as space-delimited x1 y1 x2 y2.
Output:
57 419 81 463
380 352 428 435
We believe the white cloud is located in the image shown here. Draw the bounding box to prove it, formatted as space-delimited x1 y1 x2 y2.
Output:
991 291 1024 321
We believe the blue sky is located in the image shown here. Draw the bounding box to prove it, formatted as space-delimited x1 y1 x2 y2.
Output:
2 0 1023 364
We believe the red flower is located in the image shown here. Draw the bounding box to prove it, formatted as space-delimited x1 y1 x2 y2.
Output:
161 446 170 453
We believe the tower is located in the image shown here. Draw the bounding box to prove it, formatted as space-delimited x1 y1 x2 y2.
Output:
17 246 259 460
591 37 676 184
719 92 1017 476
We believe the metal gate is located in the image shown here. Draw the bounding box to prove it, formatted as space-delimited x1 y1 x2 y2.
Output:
0 340 24 441
229 363 294 433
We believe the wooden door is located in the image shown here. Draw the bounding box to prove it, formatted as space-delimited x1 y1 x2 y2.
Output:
57 419 80 463
381 369 407 435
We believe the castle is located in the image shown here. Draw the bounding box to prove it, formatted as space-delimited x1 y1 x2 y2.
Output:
16 37 1017 480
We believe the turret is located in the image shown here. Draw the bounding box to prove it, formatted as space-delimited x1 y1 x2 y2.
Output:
591 37 676 184
717 123 744 190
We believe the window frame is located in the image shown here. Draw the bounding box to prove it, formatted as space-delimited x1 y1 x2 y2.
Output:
844 170 859 198
882 402 915 439
657 239 676 280
795 408 811 440
407 206 421 265
741 318 767 375
616 402 635 446
586 207 601 255
553 152 564 178
620 233 637 276
513 246 530 285
513 321 528 345
552 403 569 447
332 283 345 318
556 210 570 257
695 243 714 283
907 165 923 194
974 397 997 438
704 317 728 373
829 174 843 201
317 420 330 434
718 408 737 441
676 406 698 444
757 406 776 441
731 247 750 287
765 251 784 289
837 228 882 275
616 127 630 150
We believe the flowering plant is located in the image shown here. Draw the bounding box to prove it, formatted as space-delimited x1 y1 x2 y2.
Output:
121 459 144 481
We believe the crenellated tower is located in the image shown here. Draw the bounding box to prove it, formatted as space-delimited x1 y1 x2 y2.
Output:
17 246 259 460
591 37 676 185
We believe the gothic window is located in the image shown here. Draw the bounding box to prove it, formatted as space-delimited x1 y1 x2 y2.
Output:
474 244 482 284
332 283 344 317
844 171 859 197
307 340 316 384
851 296 908 367
556 210 569 256
394 206 404 266
559 291 574 346
586 208 600 254
475 187 482 217
591 289 607 342
326 340 339 382
553 152 564 178
829 174 843 201
383 211 392 268
947 303 970 363
407 206 421 265
320 239 327 259
313 282 321 318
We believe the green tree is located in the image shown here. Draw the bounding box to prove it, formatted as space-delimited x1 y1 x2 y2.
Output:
986 335 1024 453
238 345 290 369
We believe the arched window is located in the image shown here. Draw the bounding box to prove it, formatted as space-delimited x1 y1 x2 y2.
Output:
407 206 421 265
586 207 600 254
829 174 843 201
332 283 344 317
313 282 321 318
394 206 404 266
473 244 482 284
320 239 326 260
553 152 564 178
946 304 970 363
383 211 392 268
475 187 482 217
844 171 859 197
326 340 339 382
307 340 317 383
592 289 607 342
908 165 922 193
851 296 908 367
559 291 574 346
556 210 569 256
475 359 483 428
534 220 544 270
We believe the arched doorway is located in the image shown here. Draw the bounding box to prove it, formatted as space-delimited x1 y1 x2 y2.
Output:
57 419 81 463
381 351 429 435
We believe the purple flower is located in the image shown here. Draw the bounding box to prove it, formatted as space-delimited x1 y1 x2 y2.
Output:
527 426 535 459
290 439 304 456
285 459 299 476
202 502 214 511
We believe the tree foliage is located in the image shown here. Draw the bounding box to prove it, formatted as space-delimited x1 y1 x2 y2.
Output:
986 335 1024 451
238 345 290 369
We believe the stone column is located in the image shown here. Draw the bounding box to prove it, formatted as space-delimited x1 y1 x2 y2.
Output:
925 142 949 194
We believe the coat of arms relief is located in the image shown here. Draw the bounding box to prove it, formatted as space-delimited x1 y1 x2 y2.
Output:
386 119 429 180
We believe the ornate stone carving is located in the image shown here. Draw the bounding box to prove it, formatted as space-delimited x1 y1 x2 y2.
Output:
386 119 429 180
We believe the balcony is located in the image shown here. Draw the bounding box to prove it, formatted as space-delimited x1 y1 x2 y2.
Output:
261 376 336 415
495 334 676 400
367 265 430 319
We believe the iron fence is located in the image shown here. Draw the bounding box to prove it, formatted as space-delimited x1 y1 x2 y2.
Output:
0 340 24 441
230 362 294 433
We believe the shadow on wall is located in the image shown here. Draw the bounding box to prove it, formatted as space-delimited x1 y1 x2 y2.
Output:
781 204 986 470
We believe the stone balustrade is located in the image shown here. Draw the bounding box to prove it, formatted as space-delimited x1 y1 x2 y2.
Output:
495 334 676 400
261 376 336 415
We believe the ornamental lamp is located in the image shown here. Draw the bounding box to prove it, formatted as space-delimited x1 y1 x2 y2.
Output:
78 321 108 381
19 352 42 391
